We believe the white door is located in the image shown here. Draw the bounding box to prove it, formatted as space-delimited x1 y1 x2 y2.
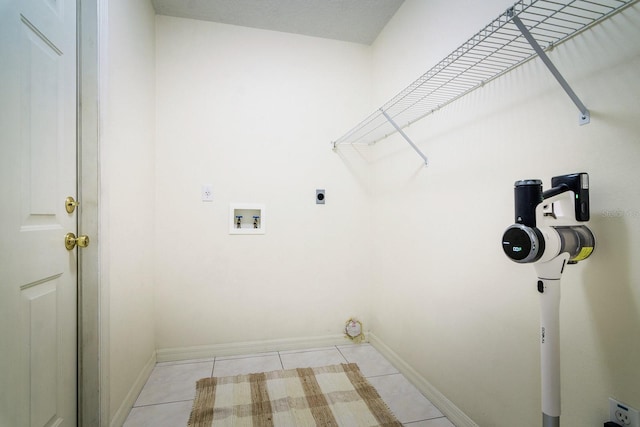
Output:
0 0 78 425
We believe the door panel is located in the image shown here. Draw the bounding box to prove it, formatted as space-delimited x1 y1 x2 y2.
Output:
21 17 63 218
21 17 63 226
22 277 61 427
0 0 78 425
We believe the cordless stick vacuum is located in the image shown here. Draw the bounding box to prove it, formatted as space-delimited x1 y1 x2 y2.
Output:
501 173 595 427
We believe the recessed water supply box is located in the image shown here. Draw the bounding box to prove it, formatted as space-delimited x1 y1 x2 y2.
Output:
229 203 265 235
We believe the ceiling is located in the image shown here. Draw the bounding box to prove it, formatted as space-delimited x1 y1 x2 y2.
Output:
151 0 405 45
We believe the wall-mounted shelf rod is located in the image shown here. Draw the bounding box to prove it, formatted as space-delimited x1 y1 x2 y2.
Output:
380 109 428 166
331 0 637 149
508 9 590 125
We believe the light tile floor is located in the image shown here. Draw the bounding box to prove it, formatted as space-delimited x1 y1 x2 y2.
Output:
123 344 455 427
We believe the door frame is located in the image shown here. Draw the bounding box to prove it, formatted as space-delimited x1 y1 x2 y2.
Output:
77 0 108 425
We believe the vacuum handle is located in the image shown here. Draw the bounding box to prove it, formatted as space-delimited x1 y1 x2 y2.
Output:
550 172 590 222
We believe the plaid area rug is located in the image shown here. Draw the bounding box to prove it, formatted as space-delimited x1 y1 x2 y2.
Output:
187 363 402 426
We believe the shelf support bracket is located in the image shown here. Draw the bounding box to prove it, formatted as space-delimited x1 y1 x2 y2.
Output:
380 109 428 165
509 10 590 125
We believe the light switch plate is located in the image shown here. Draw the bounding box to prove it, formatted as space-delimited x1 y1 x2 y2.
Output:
201 185 213 202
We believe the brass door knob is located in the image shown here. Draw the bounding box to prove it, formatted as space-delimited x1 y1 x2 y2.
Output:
65 232 90 250
65 196 80 214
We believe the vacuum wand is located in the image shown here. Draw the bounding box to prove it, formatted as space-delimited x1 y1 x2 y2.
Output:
501 173 595 427
535 255 567 427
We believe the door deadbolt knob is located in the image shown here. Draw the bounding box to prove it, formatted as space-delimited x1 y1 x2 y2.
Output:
65 196 80 213
65 232 90 250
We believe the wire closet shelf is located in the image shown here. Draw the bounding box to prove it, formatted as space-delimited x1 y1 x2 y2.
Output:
332 0 637 148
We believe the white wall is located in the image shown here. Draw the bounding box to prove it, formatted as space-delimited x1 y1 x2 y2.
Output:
102 0 157 423
105 2 639 426
368 1 640 426
153 17 373 351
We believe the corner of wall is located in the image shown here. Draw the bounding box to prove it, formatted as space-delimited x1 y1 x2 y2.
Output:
368 333 479 427
109 351 157 427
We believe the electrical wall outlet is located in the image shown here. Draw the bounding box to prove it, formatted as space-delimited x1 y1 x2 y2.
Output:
610 398 640 427
201 185 213 202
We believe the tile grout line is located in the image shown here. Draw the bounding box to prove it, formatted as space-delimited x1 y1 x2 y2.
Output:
403 415 451 426
366 372 402 379
277 351 284 370
132 398 194 409
335 345 349 365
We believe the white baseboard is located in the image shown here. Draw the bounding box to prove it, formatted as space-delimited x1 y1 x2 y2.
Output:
156 334 354 363
110 351 157 427
368 333 479 427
